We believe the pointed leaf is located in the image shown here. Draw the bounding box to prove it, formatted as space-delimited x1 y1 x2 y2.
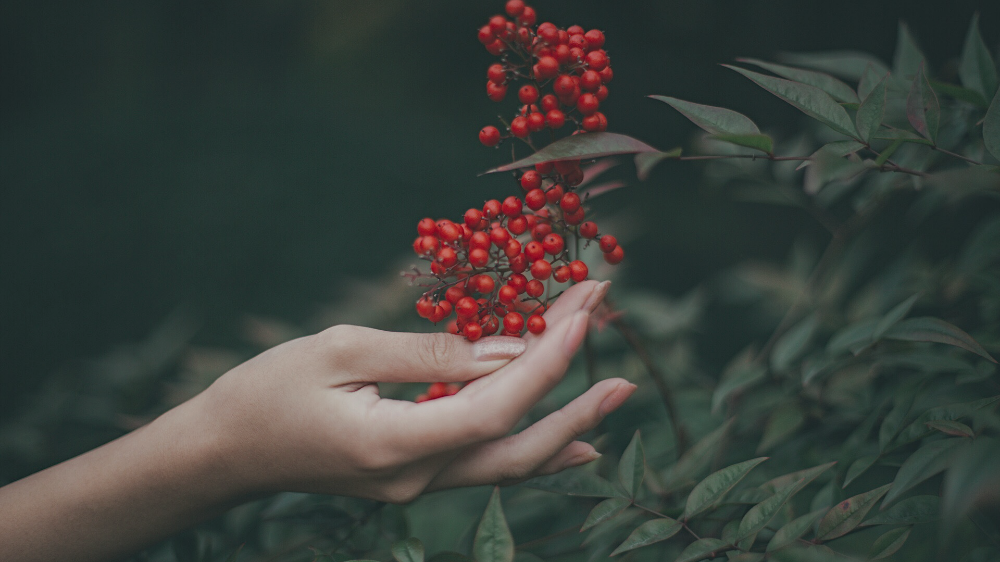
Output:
873 294 921 341
392 538 425 562
930 80 989 109
580 497 631 531
758 403 806 454
959 14 999 102
816 484 891 540
473 488 514 562
761 462 837 494
893 23 926 78
708 133 773 154
662 421 734 492
778 51 890 81
767 509 826 552
428 553 472 562
485 133 659 173
674 538 730 562
863 495 940 526
892 395 1000 449
827 318 878 355
857 64 882 101
619 430 645 499
856 74 888 143
941 438 1000 529
879 384 919 452
906 66 940 142
224 546 244 562
883 438 965 507
737 482 801 540
683 457 769 519
883 317 996 362
712 363 767 413
843 455 879 489
985 91 1000 161
724 65 859 138
525 467 620 498
635 148 682 181
650 95 761 135
610 518 682 556
957 216 1000 277
869 527 911 560
738 58 860 104
926 420 975 438
771 313 819 373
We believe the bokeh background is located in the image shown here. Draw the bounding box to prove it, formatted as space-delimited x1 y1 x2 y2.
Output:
2 0 997 433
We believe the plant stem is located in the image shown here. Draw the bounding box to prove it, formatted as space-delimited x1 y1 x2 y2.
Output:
675 153 929 177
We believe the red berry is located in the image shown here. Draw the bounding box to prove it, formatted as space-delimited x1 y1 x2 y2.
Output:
535 56 560 79
582 111 604 132
569 260 589 282
553 265 571 283
526 279 545 298
489 15 508 35
540 94 560 112
579 221 598 238
599 235 618 253
527 112 546 132
510 116 529 138
508 273 528 293
504 238 522 258
584 29 605 50
580 70 602 91
553 75 575 97
599 65 614 83
554 44 572 64
524 240 545 261
518 84 539 104
565 206 586 225
567 25 584 35
525 188 546 211
415 393 429 403
568 34 587 50
464 208 485 229
417 217 437 236
537 22 559 44
576 93 599 115
604 244 624 265
429 301 452 323
428 382 448 399
479 125 501 147
503 312 525 333
545 184 564 204
518 6 536 25
486 81 507 102
469 231 490 251
478 25 494 45
502 195 523 217
438 220 461 241
508 215 528 234
527 314 546 334
585 50 608 71
456 296 478 318
530 259 552 280
505 0 525 17
437 247 458 268
560 192 581 213
482 316 500 335
488 63 507 84
473 274 495 293
469 247 489 267
520 171 542 191
445 285 467 304
595 85 609 102
483 199 502 219
546 109 566 129
569 46 585 62
542 233 565 255
463 322 483 341
509 253 527 273
531 221 552 242
498 285 518 304
416 297 434 318
486 39 505 55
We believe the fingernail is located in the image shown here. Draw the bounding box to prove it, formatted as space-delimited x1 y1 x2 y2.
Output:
566 449 602 468
473 336 527 361
562 311 589 356
598 382 637 418
582 280 611 313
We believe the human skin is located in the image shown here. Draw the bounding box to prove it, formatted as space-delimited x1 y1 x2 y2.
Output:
0 280 633 562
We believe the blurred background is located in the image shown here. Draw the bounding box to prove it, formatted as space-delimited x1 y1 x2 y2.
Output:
1 0 997 460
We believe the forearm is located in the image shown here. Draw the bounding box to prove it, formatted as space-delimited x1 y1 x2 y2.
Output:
0 394 246 562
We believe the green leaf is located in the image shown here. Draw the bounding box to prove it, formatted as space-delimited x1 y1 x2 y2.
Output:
816 484 891 540
957 216 1000 277
883 438 965 507
392 538 425 562
856 74 888 143
525 467 620 498
635 148 682 181
682 457 768 519
708 133 774 154
770 546 856 562
759 403 806 454
869 527 911 560
771 313 819 373
619 430 645 499
712 362 767 414
761 462 837 494
674 538 731 562
985 91 1000 162
610 518 682 556
738 58 860 104
428 553 472 562
879 384 919 452
778 51 890 81
883 317 996 362
650 95 761 135
581 497 631 531
906 66 940 143
473 488 514 562
872 128 934 146
926 420 975 438
729 554 765 562
827 318 878 355
893 22 926 78
892 395 1000 449
662 421 734 492
959 14 999 102
724 65 859 138
857 63 883 101
930 80 990 109
875 139 904 167
873 294 921 341
862 495 940 526
485 132 659 173
224 545 244 562
942 438 1000 529
767 509 826 552
737 483 800 542
843 455 878 489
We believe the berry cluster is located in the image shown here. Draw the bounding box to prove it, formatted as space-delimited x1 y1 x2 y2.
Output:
477 0 613 146
407 1 624 403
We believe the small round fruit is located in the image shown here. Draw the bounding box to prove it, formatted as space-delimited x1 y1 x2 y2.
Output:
599 235 618 253
503 312 525 333
479 126 501 147
526 314 546 334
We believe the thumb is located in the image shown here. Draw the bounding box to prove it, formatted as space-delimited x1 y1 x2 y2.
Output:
318 325 526 383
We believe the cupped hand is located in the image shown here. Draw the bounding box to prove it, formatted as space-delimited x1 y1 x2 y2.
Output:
198 279 634 503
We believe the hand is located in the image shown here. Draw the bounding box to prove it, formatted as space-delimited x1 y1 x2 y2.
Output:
200 279 634 503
